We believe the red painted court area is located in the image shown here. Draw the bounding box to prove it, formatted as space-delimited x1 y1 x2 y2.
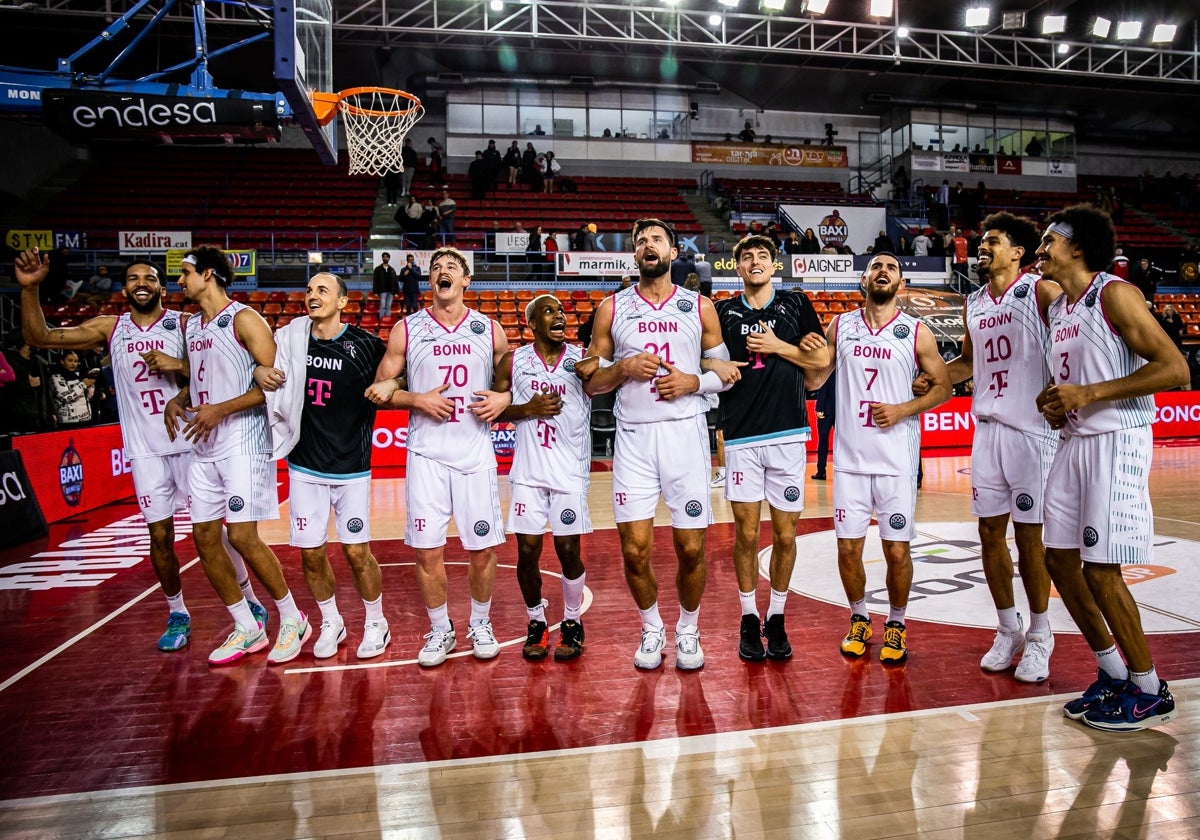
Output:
1 502 1198 802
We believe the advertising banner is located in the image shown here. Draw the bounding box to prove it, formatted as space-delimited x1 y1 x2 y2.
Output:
0 451 48 549
369 410 514 470
42 90 279 141
777 205 887 256
691 142 847 168
165 248 256 276
11 425 134 524
942 154 969 173
119 231 192 255
557 251 638 277
996 155 1022 176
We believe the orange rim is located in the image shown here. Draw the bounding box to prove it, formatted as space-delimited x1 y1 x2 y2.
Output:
311 87 423 125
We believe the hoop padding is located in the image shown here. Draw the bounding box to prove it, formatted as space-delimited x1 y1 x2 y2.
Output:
336 87 424 177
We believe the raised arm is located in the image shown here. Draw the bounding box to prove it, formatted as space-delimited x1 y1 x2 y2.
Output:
15 248 113 350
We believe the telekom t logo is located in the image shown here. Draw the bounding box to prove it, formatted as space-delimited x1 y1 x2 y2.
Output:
413 518 426 532
536 419 557 448
732 471 745 485
295 517 307 530
140 389 167 415
989 369 1009 398
858 400 878 427
614 492 627 506
834 509 846 522
514 502 526 517
139 495 152 508
307 378 333 406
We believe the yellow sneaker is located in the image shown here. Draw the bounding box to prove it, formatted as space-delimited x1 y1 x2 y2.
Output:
840 614 872 658
879 620 908 664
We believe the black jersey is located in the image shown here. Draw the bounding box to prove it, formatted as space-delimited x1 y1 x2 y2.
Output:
716 288 823 449
287 324 387 480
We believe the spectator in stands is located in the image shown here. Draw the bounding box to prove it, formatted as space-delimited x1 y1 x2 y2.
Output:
1107 186 1124 223
531 124 546 135
935 180 951 229
820 241 840 255
396 194 425 245
483 139 503 193
542 151 561 194
582 223 599 251
437 189 457 244
401 138 418 197
695 253 713 297
1131 258 1162 302
1 340 51 432
912 228 932 257
523 225 545 282
79 265 114 304
670 250 696 286
49 350 94 428
543 229 559 276
528 153 545 193
1110 247 1130 280
426 140 445 189
683 272 700 292
383 169 401 205
1024 135 1043 157
767 225 783 252
503 140 522 188
873 230 896 254
892 164 910 198
800 228 821 254
400 254 422 316
1159 305 1186 360
421 198 440 248
951 227 969 286
373 252 399 315
602 128 613 138
784 230 804 255
91 356 118 423
468 151 489 200
522 142 538 188
897 235 913 257
738 120 756 142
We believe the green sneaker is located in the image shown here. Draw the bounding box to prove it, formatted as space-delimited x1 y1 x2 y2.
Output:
157 612 191 652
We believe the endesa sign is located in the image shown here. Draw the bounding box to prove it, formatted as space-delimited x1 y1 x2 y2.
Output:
369 410 515 470
11 425 134 524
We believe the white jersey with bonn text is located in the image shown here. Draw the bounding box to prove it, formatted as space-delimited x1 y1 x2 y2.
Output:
508 343 590 494
109 310 192 459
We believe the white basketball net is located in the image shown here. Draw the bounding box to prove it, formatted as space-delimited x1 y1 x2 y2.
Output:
339 89 424 177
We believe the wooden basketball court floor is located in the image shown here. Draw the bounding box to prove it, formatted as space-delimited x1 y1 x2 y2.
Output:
2 447 1200 838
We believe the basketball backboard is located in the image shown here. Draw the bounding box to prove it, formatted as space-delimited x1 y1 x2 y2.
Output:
274 0 337 165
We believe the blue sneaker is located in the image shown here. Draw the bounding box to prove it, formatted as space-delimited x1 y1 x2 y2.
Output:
249 601 269 634
157 612 191 651
1063 669 1124 720
1083 680 1177 732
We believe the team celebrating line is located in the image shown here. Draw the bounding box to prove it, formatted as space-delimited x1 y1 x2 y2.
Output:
12 203 1186 733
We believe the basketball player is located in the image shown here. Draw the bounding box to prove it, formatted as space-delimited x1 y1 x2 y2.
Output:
806 253 951 664
256 273 390 660
166 245 310 666
915 212 1061 682
714 234 829 662
579 218 736 670
365 247 511 666
13 248 267 652
493 294 590 661
1035 204 1188 731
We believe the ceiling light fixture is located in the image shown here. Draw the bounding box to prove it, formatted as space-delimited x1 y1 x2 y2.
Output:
708 13 723 26
762 0 786 10
1115 20 1142 40
1042 14 1067 35
869 0 893 19
1151 24 1177 43
1057 42 1070 54
965 7 990 28
806 0 831 13
1092 17 1111 38
897 26 910 38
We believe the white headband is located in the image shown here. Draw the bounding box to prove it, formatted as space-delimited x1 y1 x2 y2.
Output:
181 254 197 266
1046 221 1075 241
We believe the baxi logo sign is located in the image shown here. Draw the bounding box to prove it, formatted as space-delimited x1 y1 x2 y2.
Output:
779 521 1200 633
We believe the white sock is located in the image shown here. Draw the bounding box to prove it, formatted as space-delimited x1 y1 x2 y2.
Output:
1130 667 1160 695
850 598 868 619
888 604 907 625
1028 610 1051 637
274 591 303 623
166 590 187 616
997 606 1021 633
317 595 340 623
561 571 586 620
1094 645 1129 681
469 597 491 627
363 595 384 623
221 528 257 603
228 598 256 631
738 590 758 617
766 588 788 620
427 602 451 632
527 600 547 622
677 606 700 634
638 602 663 630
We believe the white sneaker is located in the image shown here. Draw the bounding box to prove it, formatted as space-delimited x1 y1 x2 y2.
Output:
418 624 456 667
267 613 312 665
313 617 347 659
1014 632 1054 683
980 616 1025 672
710 469 726 488
357 619 391 660
467 620 501 660
633 625 666 670
675 624 705 670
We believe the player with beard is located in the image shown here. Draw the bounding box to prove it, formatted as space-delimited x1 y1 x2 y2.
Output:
713 235 829 662
578 218 738 671
14 248 267 652
916 212 1061 682
493 294 591 661
1035 205 1187 731
806 253 951 664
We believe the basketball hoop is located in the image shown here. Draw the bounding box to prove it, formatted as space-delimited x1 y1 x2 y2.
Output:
312 87 424 176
